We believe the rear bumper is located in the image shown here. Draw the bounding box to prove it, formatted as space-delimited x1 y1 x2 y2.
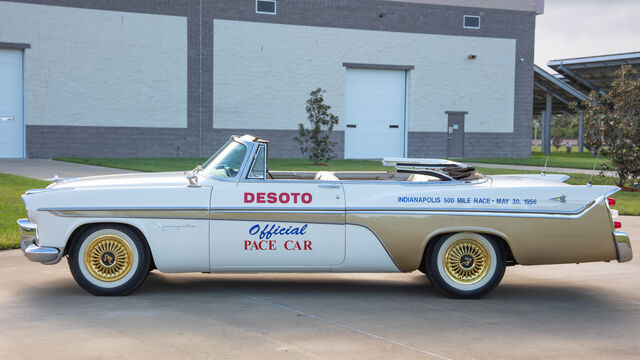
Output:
17 219 63 264
613 231 633 263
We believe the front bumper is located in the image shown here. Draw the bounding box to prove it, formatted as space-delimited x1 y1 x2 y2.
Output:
613 231 633 263
17 219 62 264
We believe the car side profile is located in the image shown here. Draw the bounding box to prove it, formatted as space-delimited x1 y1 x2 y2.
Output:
18 135 632 298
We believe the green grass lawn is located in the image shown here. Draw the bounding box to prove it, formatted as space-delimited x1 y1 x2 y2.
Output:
0 174 49 250
462 150 609 170
58 150 609 172
55 157 390 172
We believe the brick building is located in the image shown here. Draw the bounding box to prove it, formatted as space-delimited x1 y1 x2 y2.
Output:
0 0 543 159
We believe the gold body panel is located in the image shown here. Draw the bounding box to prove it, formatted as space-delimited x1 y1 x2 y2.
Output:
348 202 617 272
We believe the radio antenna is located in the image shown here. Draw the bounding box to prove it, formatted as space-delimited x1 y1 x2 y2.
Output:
541 151 550 176
587 149 601 187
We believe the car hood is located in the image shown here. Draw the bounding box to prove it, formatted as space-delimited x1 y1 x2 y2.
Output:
46 171 192 189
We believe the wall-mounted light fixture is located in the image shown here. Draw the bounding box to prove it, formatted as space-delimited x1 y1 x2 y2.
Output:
468 54 477 60
379 12 386 18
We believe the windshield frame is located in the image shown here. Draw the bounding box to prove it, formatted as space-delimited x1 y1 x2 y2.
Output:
199 136 254 181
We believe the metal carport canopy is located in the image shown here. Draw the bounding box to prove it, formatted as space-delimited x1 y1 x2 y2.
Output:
548 51 640 94
533 65 587 155
533 64 586 115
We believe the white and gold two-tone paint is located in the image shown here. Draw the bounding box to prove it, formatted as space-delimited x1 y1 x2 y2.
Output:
17 135 632 297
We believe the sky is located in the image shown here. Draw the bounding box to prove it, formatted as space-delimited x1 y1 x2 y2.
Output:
535 0 640 72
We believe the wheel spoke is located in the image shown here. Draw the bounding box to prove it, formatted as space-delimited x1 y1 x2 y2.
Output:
84 235 133 282
443 238 491 285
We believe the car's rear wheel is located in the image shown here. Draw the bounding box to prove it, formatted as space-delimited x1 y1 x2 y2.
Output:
424 232 505 298
68 225 150 296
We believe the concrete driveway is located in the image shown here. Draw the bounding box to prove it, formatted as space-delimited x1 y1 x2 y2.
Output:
0 159 137 180
1 217 638 360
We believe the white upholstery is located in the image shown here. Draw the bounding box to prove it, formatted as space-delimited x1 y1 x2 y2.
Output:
406 173 439 182
314 171 340 181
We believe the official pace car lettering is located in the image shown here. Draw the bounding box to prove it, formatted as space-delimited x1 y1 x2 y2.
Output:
244 223 312 251
397 196 538 205
244 192 312 204
249 223 308 240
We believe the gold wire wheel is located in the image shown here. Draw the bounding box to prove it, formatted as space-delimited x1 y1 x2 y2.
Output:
84 235 134 282
443 238 491 284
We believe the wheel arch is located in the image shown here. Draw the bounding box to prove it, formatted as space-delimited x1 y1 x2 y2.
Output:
64 221 156 270
420 227 517 271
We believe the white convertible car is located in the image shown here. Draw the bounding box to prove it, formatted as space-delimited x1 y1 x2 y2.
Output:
18 135 632 298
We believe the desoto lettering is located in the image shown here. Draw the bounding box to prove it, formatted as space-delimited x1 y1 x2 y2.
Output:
244 192 312 204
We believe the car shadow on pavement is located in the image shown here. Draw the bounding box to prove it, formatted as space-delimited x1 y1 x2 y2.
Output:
13 271 638 338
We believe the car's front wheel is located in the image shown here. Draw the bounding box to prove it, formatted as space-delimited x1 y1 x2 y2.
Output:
424 232 505 299
68 225 150 296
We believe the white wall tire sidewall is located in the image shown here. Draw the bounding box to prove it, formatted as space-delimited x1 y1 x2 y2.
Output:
77 228 140 289
436 233 497 292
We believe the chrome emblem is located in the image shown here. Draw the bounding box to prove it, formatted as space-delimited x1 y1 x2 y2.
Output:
550 194 567 204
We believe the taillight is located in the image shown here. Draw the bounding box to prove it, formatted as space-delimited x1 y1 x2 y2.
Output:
608 198 616 206
614 221 621 229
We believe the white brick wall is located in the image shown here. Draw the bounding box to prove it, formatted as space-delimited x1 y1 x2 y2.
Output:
0 2 187 128
213 19 515 133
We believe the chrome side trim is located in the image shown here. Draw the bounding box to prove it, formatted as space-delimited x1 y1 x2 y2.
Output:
40 207 210 220
38 206 209 211
212 207 343 212
346 210 585 219
49 211 209 220
613 231 633 263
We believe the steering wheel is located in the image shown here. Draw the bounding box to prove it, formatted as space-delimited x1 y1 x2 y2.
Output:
216 164 236 177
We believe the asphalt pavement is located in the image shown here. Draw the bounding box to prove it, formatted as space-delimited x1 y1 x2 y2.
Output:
0 217 638 360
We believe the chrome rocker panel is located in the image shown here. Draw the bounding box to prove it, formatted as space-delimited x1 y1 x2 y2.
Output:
17 219 63 265
613 231 633 263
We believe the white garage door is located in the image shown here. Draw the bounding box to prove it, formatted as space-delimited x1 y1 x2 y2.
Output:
344 68 406 159
0 49 24 158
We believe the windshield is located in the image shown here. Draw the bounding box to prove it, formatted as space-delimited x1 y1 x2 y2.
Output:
201 139 248 178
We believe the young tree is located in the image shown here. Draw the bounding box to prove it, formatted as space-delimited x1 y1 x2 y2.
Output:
577 65 640 186
294 88 339 165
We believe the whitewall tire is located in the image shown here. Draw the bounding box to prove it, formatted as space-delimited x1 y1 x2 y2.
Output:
425 232 505 298
68 225 151 296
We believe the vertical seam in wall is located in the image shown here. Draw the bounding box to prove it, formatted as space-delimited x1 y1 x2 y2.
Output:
403 70 409 157
22 48 26 159
198 0 203 157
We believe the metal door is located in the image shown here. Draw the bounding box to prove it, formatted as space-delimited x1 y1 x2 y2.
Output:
344 68 406 159
0 49 24 158
446 111 466 158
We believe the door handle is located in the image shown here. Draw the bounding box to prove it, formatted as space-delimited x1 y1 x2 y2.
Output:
0 116 15 121
389 125 399 128
318 184 340 189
